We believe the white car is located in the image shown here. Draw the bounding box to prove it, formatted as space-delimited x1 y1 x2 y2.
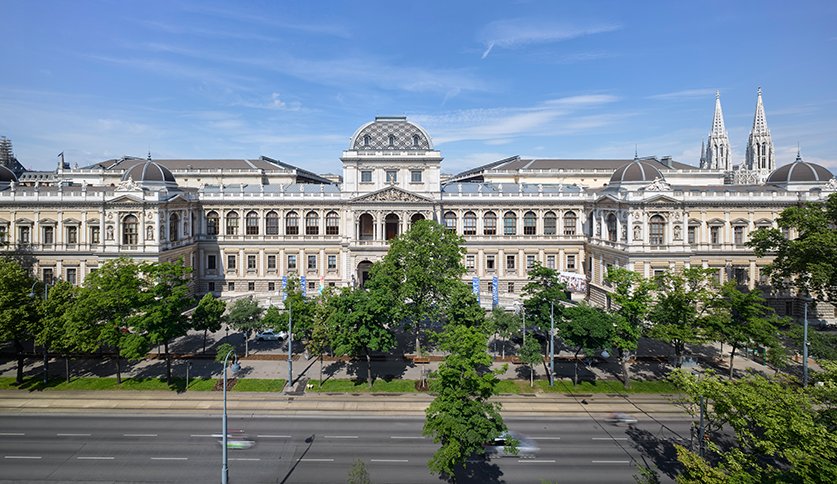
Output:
484 431 540 458
255 329 287 341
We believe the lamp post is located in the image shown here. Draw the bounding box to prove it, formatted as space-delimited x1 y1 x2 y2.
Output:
803 299 809 388
287 304 293 389
549 301 555 386
221 349 240 484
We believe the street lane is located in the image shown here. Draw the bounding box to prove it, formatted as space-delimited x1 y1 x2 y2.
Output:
0 415 688 482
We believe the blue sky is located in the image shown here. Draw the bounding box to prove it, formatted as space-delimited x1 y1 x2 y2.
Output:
2 0 836 176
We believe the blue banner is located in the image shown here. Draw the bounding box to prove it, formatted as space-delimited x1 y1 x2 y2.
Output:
472 276 480 303
300 276 307 298
492 275 499 308
281 275 287 302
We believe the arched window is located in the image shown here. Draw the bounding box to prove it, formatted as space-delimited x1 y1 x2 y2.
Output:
607 213 617 242
412 134 421 146
483 211 497 235
504 211 517 236
359 213 374 240
122 215 138 245
649 215 665 246
385 213 400 240
326 211 339 235
169 213 179 242
286 211 299 235
463 211 477 235
544 211 557 235
388 134 395 147
411 213 425 227
523 211 537 235
206 211 219 236
444 211 457 232
245 211 259 235
306 211 319 235
265 211 279 235
225 211 239 236
563 211 577 236
363 135 371 147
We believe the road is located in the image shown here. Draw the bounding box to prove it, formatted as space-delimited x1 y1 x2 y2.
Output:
0 415 689 483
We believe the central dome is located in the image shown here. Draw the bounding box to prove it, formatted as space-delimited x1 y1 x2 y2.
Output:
0 165 17 184
766 153 833 184
609 159 665 185
121 160 177 187
349 116 433 151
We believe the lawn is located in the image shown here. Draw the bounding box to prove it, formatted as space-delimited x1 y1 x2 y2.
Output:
0 376 216 392
231 379 286 392
308 378 419 393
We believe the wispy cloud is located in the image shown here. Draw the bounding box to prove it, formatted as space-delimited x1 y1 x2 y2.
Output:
647 88 718 101
177 4 352 39
480 18 620 58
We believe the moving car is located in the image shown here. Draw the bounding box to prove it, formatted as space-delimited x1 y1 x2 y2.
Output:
484 431 540 458
255 329 287 341
606 412 638 425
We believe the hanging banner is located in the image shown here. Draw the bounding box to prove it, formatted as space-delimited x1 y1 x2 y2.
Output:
319 275 325 295
472 276 480 303
300 275 307 298
281 275 288 302
492 275 499 308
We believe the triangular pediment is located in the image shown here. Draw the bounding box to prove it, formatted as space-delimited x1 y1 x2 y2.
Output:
351 186 434 204
642 194 680 204
107 194 146 204
595 194 622 205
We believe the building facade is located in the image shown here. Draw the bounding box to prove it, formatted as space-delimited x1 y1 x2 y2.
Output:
1 94 836 324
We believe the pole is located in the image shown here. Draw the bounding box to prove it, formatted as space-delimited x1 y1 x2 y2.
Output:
221 350 233 484
522 305 526 347
42 284 50 385
803 301 809 388
698 395 705 457
288 304 293 389
549 301 555 386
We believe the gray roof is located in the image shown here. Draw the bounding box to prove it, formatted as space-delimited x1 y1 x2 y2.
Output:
200 183 341 194
610 160 664 184
0 165 18 183
451 155 694 180
122 161 176 184
350 116 433 151
442 182 584 194
767 155 834 184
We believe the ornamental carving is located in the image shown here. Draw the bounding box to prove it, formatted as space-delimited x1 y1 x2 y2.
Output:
146 226 154 241
633 224 642 241
827 178 837 190
353 187 428 203
115 177 141 192
674 225 682 240
644 177 671 192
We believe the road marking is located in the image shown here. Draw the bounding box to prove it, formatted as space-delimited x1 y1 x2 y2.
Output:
370 459 409 463
519 459 556 463
257 434 291 438
191 434 215 438
77 456 114 460
390 436 424 439
531 436 561 440
57 433 91 437
124 434 157 437
231 458 261 461
151 457 188 461
324 435 358 439
5 456 41 459
0 433 25 436
592 460 630 464
592 437 628 440
301 458 334 462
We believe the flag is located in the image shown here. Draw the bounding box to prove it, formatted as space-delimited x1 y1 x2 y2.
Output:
492 275 499 308
281 276 287 302
472 276 480 303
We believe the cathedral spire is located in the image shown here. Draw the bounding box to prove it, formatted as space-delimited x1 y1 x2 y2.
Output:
745 87 774 172
704 90 732 170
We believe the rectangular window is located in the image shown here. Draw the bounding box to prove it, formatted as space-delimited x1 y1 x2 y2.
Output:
504 217 516 236
506 255 516 271
308 281 316 292
226 254 236 270
710 226 720 245
67 226 78 245
228 282 235 292
307 255 317 271
463 216 476 235
247 255 256 271
268 282 275 292
734 226 744 245
688 226 696 244
785 301 793 316
267 255 276 270
411 170 422 183
327 255 337 270
207 255 217 270
385 170 397 183
566 254 576 271
361 170 372 183
43 268 54 285
19 226 31 244
90 226 100 244
507 282 514 293
0 225 7 243
526 255 535 270
546 255 556 269
287 255 297 270
484 216 496 236
208 282 215 292
465 254 475 270
782 227 790 239
486 255 496 271
66 268 77 285
733 267 748 285
43 226 54 246
248 281 255 291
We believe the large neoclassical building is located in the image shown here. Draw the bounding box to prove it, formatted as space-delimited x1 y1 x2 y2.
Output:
1 90 835 324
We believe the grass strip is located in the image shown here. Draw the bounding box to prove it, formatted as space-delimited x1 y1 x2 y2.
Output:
307 378 419 393
231 379 286 392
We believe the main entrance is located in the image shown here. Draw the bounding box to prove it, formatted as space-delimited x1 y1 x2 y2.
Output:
357 260 373 287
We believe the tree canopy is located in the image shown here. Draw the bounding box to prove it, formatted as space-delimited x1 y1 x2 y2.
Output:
560 303 616 385
604 267 655 388
225 296 263 356
192 292 226 353
0 256 37 383
522 262 567 333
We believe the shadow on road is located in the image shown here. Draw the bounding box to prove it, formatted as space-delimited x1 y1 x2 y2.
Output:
279 434 316 484
626 425 683 480
448 455 504 483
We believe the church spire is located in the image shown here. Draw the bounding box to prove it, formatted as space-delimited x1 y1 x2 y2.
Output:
704 90 732 171
745 87 774 172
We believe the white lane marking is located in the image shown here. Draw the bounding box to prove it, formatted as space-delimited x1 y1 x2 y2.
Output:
124 434 157 437
324 435 358 439
151 457 188 461
5 455 42 459
390 436 424 439
77 456 114 460
519 459 556 463
301 458 334 462
592 460 630 464
256 434 291 438
191 434 215 438
370 459 409 463
0 433 25 436
592 437 628 440
531 436 561 440
57 433 91 437
231 458 261 461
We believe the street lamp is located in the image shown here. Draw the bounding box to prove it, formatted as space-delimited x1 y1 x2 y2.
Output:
287 303 293 390
221 349 240 484
549 301 555 386
803 297 811 387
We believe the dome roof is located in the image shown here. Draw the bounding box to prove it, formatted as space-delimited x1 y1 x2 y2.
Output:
767 153 833 184
349 116 433 151
121 160 176 185
609 159 665 185
0 165 17 183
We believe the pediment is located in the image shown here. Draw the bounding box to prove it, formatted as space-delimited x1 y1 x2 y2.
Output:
351 186 433 204
594 194 622 205
642 194 680 204
107 194 145 204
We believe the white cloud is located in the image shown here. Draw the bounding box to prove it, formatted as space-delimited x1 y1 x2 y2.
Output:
647 88 718 101
480 18 620 58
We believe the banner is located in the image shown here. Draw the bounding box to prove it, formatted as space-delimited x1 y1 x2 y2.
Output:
319 275 325 295
492 275 499 308
472 276 480 303
281 275 288 302
300 275 307 298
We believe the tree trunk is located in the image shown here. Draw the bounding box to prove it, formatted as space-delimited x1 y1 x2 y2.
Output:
244 333 249 357
43 345 49 384
164 341 171 385
202 329 208 353
674 341 683 368
415 324 421 356
319 355 324 387
501 336 505 359
115 348 122 384
14 339 24 385
365 350 373 389
529 364 534 387
573 348 582 385
65 355 70 383
728 345 737 379
619 348 631 389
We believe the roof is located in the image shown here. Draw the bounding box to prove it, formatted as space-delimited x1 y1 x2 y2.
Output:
767 154 834 184
610 160 665 184
122 160 176 185
442 182 584 194
450 155 695 181
0 165 19 183
349 116 433 151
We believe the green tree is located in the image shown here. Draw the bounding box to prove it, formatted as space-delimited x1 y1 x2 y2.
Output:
518 336 542 387
669 370 837 483
366 220 465 354
0 257 37 384
225 296 263 357
214 343 235 363
328 287 395 388
68 258 146 384
35 280 78 383
281 275 316 343
423 322 510 480
486 308 520 358
749 192 837 303
605 267 654 388
522 262 567 334
307 288 336 387
560 303 616 385
443 281 486 330
708 283 783 378
192 293 226 353
648 268 718 368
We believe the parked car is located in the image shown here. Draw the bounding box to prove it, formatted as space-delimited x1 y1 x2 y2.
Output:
484 431 540 458
255 329 287 341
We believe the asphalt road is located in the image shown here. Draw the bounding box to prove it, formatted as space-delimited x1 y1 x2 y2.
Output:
0 415 689 483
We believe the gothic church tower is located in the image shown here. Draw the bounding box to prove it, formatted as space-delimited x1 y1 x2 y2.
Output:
745 87 775 176
701 91 732 170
